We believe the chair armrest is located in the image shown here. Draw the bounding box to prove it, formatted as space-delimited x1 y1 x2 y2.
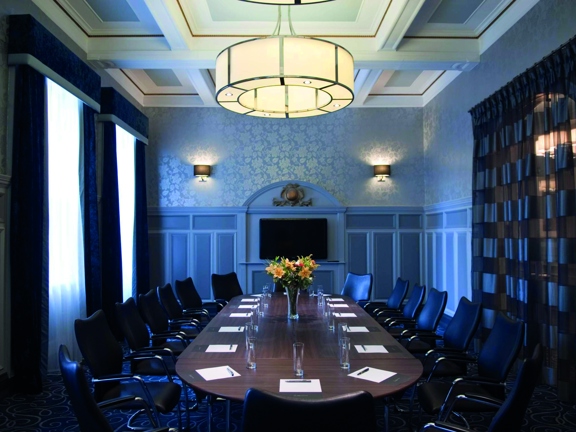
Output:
93 374 156 411
98 395 160 428
439 383 506 421
421 421 472 432
151 332 188 347
426 356 477 381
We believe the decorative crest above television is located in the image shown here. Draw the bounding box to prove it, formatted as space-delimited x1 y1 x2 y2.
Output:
273 183 312 207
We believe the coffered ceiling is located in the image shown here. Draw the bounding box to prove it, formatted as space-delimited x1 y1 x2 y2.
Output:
23 0 539 108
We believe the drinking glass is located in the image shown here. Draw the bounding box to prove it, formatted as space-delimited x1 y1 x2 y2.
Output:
293 342 304 377
327 305 335 331
246 337 257 369
317 285 325 307
338 322 348 343
339 337 350 369
245 322 256 350
262 283 270 297
251 307 259 331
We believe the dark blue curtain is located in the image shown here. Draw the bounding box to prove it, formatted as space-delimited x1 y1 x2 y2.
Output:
10 65 48 393
100 123 124 338
82 106 102 315
135 140 151 298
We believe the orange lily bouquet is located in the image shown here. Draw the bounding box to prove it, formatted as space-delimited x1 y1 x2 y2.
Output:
265 255 320 290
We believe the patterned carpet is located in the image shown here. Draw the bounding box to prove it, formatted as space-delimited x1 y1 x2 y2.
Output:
0 364 575 432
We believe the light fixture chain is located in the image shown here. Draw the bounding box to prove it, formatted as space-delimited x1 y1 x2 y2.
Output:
272 6 281 36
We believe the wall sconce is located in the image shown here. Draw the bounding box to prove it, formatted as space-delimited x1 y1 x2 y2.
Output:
194 165 211 182
374 165 391 182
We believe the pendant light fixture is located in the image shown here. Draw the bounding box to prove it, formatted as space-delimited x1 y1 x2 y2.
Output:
215 3 354 118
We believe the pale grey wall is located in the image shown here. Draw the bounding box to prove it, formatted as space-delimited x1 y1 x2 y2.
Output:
144 106 424 207
423 0 576 205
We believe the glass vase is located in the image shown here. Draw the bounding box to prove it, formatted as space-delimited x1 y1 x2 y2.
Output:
285 285 300 320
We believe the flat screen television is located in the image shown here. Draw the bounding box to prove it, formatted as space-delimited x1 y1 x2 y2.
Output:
259 218 328 260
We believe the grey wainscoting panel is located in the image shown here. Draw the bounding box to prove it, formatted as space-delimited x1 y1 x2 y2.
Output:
216 233 236 275
252 271 273 294
400 232 421 287
457 232 469 301
373 232 394 299
426 213 443 229
171 233 189 284
346 214 395 229
148 215 190 230
446 209 468 228
149 233 166 291
434 232 444 292
193 233 212 299
399 214 422 229
347 233 368 275
193 215 237 230
313 270 335 294
426 233 434 290
445 232 455 311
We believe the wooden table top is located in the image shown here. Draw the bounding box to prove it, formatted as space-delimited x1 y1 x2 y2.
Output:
175 292 423 402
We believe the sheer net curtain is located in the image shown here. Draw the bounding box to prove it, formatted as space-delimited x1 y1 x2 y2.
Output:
46 79 86 371
470 39 576 402
116 125 136 301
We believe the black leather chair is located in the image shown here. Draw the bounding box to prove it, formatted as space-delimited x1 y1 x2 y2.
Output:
363 277 409 316
139 289 200 342
241 388 377 432
58 345 170 432
387 287 447 339
340 272 373 303
403 297 482 357
376 283 425 326
173 277 222 318
159 282 210 324
416 312 525 423
211 272 244 303
420 344 543 432
74 310 183 430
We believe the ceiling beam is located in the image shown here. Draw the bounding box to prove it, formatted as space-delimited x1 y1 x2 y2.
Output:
351 69 382 107
141 0 191 50
186 69 218 107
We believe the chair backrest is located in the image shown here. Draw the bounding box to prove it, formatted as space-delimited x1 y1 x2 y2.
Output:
387 277 409 310
478 312 524 382
241 388 377 432
74 310 124 400
59 345 114 432
489 344 543 432
115 297 153 351
415 288 447 332
402 284 426 319
138 289 172 334
174 277 203 309
442 297 482 351
158 283 184 320
211 272 243 302
340 272 373 302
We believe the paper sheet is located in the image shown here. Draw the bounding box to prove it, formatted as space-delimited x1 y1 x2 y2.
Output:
230 312 252 317
279 379 322 393
348 367 396 383
327 298 345 302
334 312 356 317
355 345 388 353
238 304 258 309
241 298 258 302
346 326 369 332
219 326 244 332
206 344 238 352
196 366 240 381
329 304 349 308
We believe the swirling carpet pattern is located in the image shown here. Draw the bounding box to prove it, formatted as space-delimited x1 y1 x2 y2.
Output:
0 365 575 431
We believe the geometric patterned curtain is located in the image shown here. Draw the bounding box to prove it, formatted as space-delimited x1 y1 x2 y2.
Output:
470 36 576 403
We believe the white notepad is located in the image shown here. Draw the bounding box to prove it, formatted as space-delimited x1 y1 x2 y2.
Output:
219 326 244 332
327 298 345 302
334 312 356 317
206 344 237 353
230 312 252 317
241 298 258 302
238 304 257 309
355 345 388 353
348 367 396 383
279 379 322 393
329 304 349 308
196 366 240 381
346 326 369 332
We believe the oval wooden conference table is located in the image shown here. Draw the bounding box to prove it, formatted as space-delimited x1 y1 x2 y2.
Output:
176 292 423 402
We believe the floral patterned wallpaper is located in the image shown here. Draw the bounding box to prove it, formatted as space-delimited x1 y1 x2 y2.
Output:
423 0 576 206
144 107 424 207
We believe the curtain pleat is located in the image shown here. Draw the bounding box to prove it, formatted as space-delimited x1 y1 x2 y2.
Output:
82 105 102 315
100 122 124 339
134 140 151 298
10 65 48 393
471 36 576 403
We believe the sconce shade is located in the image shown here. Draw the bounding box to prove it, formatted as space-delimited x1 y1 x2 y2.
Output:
374 165 391 177
194 165 211 177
